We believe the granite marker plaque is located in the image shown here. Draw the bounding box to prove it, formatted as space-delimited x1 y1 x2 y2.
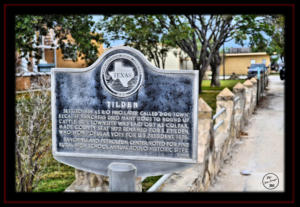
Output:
52 46 199 176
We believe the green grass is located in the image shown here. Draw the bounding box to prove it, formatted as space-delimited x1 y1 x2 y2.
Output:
200 79 245 114
199 91 220 115
269 72 280 75
202 79 246 91
33 155 75 192
142 175 162 192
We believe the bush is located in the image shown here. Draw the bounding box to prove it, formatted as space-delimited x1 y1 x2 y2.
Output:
15 78 52 192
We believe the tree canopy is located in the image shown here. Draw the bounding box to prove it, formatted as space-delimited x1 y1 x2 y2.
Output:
246 15 284 63
97 14 279 91
15 15 104 66
16 14 283 91
97 15 171 69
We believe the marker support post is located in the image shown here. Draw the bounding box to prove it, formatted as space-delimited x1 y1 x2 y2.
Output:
108 162 137 192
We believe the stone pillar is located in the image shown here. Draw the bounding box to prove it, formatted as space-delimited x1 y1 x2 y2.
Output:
65 169 142 192
233 82 246 134
214 88 235 174
197 98 213 164
159 163 204 192
197 98 214 191
215 88 235 151
159 98 213 192
250 77 257 113
243 80 253 124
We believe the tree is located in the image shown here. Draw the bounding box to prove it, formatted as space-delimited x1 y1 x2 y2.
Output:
97 15 171 69
205 15 276 86
100 15 232 91
15 15 104 66
156 15 235 91
247 15 284 64
99 15 276 92
210 52 222 86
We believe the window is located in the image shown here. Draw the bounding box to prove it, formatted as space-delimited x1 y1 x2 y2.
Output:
34 31 57 72
37 64 55 72
250 59 256 64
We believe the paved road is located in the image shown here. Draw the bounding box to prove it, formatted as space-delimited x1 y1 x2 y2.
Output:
208 75 284 192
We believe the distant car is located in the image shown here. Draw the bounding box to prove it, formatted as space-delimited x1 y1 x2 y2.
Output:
247 64 268 79
279 67 285 80
271 63 279 71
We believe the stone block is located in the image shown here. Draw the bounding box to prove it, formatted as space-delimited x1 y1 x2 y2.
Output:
159 164 204 192
198 98 212 119
243 80 253 88
65 169 142 192
233 82 245 93
250 77 257 84
217 87 235 101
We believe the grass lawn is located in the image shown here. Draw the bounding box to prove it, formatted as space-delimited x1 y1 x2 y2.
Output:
33 155 75 192
201 79 246 91
199 90 220 114
200 79 245 114
269 72 280 75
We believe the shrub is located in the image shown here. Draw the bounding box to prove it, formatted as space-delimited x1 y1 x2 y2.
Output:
15 78 52 192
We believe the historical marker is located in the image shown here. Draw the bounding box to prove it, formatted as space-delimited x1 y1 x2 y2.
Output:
52 46 199 177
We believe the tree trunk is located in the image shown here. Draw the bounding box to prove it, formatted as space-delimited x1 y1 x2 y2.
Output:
198 74 203 94
191 58 209 94
210 53 221 87
210 63 221 87
161 56 166 69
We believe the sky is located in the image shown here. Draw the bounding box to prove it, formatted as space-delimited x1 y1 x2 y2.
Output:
93 15 282 64
92 15 248 49
106 39 245 49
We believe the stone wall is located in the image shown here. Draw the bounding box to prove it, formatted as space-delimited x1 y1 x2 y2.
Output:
159 76 267 192
65 169 142 192
16 74 50 91
65 76 267 192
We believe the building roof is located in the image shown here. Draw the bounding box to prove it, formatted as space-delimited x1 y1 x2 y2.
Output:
225 52 268 57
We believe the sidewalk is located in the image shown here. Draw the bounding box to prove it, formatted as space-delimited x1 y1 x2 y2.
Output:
207 76 284 192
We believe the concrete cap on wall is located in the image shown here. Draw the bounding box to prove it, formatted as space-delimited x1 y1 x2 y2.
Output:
250 77 257 83
243 80 253 88
198 97 212 119
217 87 235 101
233 82 245 92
